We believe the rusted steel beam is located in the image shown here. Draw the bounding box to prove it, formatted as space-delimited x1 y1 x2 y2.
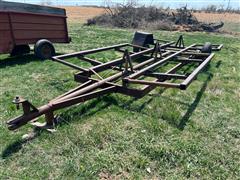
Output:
74 73 144 98
55 43 129 59
78 56 102 65
216 44 223 51
52 57 88 72
74 51 172 84
136 62 187 97
166 49 210 56
51 80 93 102
180 53 215 90
144 72 187 80
128 44 149 50
89 46 155 73
125 79 181 89
170 44 223 52
52 41 174 74
126 44 196 80
87 43 172 72
54 55 167 102
194 44 223 51
136 51 212 92
115 48 134 54
52 86 117 109
154 38 172 43
174 57 203 63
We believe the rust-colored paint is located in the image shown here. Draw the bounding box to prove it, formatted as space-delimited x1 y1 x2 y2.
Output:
6 38 223 131
0 11 69 54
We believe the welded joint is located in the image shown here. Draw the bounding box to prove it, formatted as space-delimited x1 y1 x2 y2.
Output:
180 84 187 90
151 41 162 60
120 49 134 73
175 35 185 48
122 78 129 87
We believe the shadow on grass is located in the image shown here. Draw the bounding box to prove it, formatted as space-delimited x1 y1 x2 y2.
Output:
0 54 39 68
0 53 63 68
58 95 119 125
1 141 23 159
177 73 213 130
215 60 222 68
1 128 43 159
174 63 214 130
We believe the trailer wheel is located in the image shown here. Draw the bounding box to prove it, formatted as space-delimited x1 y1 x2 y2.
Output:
201 42 212 53
10 45 30 57
34 39 55 60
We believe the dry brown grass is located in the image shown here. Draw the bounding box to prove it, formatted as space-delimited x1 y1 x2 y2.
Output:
194 12 240 33
63 6 105 23
194 12 240 23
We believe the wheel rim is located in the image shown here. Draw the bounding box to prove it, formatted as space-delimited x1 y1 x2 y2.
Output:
41 44 52 58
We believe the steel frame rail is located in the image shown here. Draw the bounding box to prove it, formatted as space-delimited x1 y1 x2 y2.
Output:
6 39 223 131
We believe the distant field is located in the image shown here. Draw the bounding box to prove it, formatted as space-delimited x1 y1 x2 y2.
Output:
64 6 105 23
194 12 240 33
194 12 240 23
64 6 240 34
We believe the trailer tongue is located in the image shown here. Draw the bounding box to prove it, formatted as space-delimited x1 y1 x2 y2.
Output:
7 32 223 131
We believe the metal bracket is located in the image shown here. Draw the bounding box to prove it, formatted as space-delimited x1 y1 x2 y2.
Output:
30 112 59 132
30 121 56 133
151 41 162 60
120 49 134 73
12 96 38 115
175 35 185 48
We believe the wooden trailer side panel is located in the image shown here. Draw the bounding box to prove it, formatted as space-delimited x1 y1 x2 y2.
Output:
10 12 69 45
0 12 13 54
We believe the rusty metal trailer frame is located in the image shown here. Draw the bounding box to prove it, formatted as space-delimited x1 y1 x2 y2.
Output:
7 35 223 131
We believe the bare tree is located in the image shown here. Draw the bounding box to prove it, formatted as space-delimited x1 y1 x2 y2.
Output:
103 0 115 16
227 0 231 10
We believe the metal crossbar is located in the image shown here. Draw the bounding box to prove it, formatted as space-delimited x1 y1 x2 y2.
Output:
6 35 223 131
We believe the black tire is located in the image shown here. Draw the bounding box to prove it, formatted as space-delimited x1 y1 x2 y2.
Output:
10 45 30 57
34 39 55 60
201 42 212 53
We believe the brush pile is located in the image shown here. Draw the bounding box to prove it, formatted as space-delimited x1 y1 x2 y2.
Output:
86 3 224 32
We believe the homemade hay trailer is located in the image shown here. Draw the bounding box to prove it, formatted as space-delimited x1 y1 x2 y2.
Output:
7 32 223 131
0 1 70 59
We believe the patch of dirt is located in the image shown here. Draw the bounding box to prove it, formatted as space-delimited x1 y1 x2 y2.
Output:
99 171 130 180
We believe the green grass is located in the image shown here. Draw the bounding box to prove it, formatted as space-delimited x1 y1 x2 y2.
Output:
222 22 240 34
0 25 240 179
